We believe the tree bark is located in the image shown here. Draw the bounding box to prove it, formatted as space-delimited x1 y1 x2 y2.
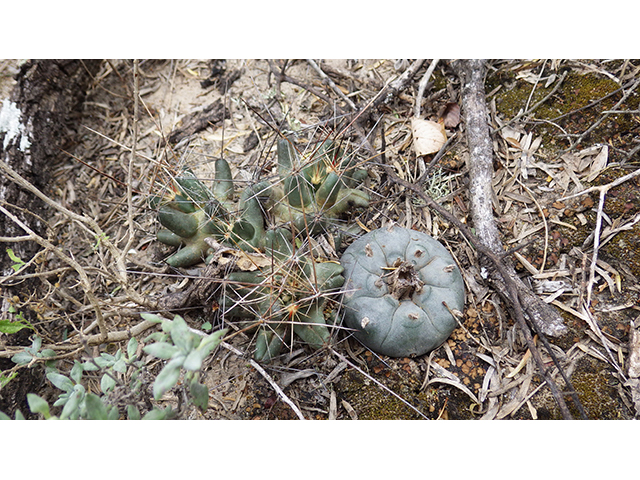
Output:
1 59 101 277
0 59 102 418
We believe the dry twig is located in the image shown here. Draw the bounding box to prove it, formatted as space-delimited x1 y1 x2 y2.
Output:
559 166 640 305
414 59 439 118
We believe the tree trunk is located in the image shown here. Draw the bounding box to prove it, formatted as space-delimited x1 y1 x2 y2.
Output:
1 60 101 274
0 59 102 418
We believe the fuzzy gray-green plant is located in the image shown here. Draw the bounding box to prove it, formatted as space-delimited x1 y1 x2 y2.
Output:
0 314 227 420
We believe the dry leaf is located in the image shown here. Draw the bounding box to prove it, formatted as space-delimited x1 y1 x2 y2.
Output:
501 125 522 149
437 102 461 128
235 251 272 271
411 117 447 156
585 145 608 182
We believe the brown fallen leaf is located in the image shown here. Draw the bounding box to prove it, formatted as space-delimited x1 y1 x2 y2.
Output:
437 102 461 128
234 250 272 271
411 117 447 156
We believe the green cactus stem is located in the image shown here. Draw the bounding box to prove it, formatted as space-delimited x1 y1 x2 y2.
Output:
224 231 345 362
153 162 271 267
226 184 266 251
340 225 466 358
255 323 288 362
213 157 234 205
151 138 363 360
292 301 331 350
265 138 370 235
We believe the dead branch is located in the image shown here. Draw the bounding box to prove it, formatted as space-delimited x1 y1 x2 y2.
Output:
493 69 568 133
0 203 108 341
0 158 153 310
626 314 640 417
166 98 229 145
559 166 640 305
369 59 426 110
330 348 429 419
307 59 357 111
453 59 567 338
122 59 139 259
564 76 640 152
414 59 439 118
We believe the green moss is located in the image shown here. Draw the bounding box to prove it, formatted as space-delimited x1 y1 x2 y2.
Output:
334 367 478 420
529 355 627 419
568 360 622 419
492 71 621 120
489 67 640 156
336 370 426 419
432 69 448 92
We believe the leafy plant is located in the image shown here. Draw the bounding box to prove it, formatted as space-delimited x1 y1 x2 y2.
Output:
0 314 227 420
6 247 25 272
0 372 18 391
141 313 227 411
0 305 34 334
10 335 56 367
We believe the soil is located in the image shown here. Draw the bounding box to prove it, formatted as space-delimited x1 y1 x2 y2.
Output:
1 59 639 420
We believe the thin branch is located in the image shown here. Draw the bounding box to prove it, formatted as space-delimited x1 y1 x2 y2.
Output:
0 204 108 341
0 158 152 308
122 59 139 259
307 59 357 110
558 165 640 306
414 59 439 118
369 59 425 110
268 61 335 106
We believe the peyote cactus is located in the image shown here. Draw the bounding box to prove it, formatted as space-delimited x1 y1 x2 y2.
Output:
340 225 465 358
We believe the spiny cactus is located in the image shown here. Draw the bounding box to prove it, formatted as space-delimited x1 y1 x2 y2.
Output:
151 135 369 361
150 159 266 267
224 228 345 362
152 137 370 267
264 138 370 235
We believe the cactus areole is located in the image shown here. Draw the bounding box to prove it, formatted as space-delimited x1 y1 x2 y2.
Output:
340 225 465 357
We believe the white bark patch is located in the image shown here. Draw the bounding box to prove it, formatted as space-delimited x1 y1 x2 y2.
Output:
0 100 31 151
